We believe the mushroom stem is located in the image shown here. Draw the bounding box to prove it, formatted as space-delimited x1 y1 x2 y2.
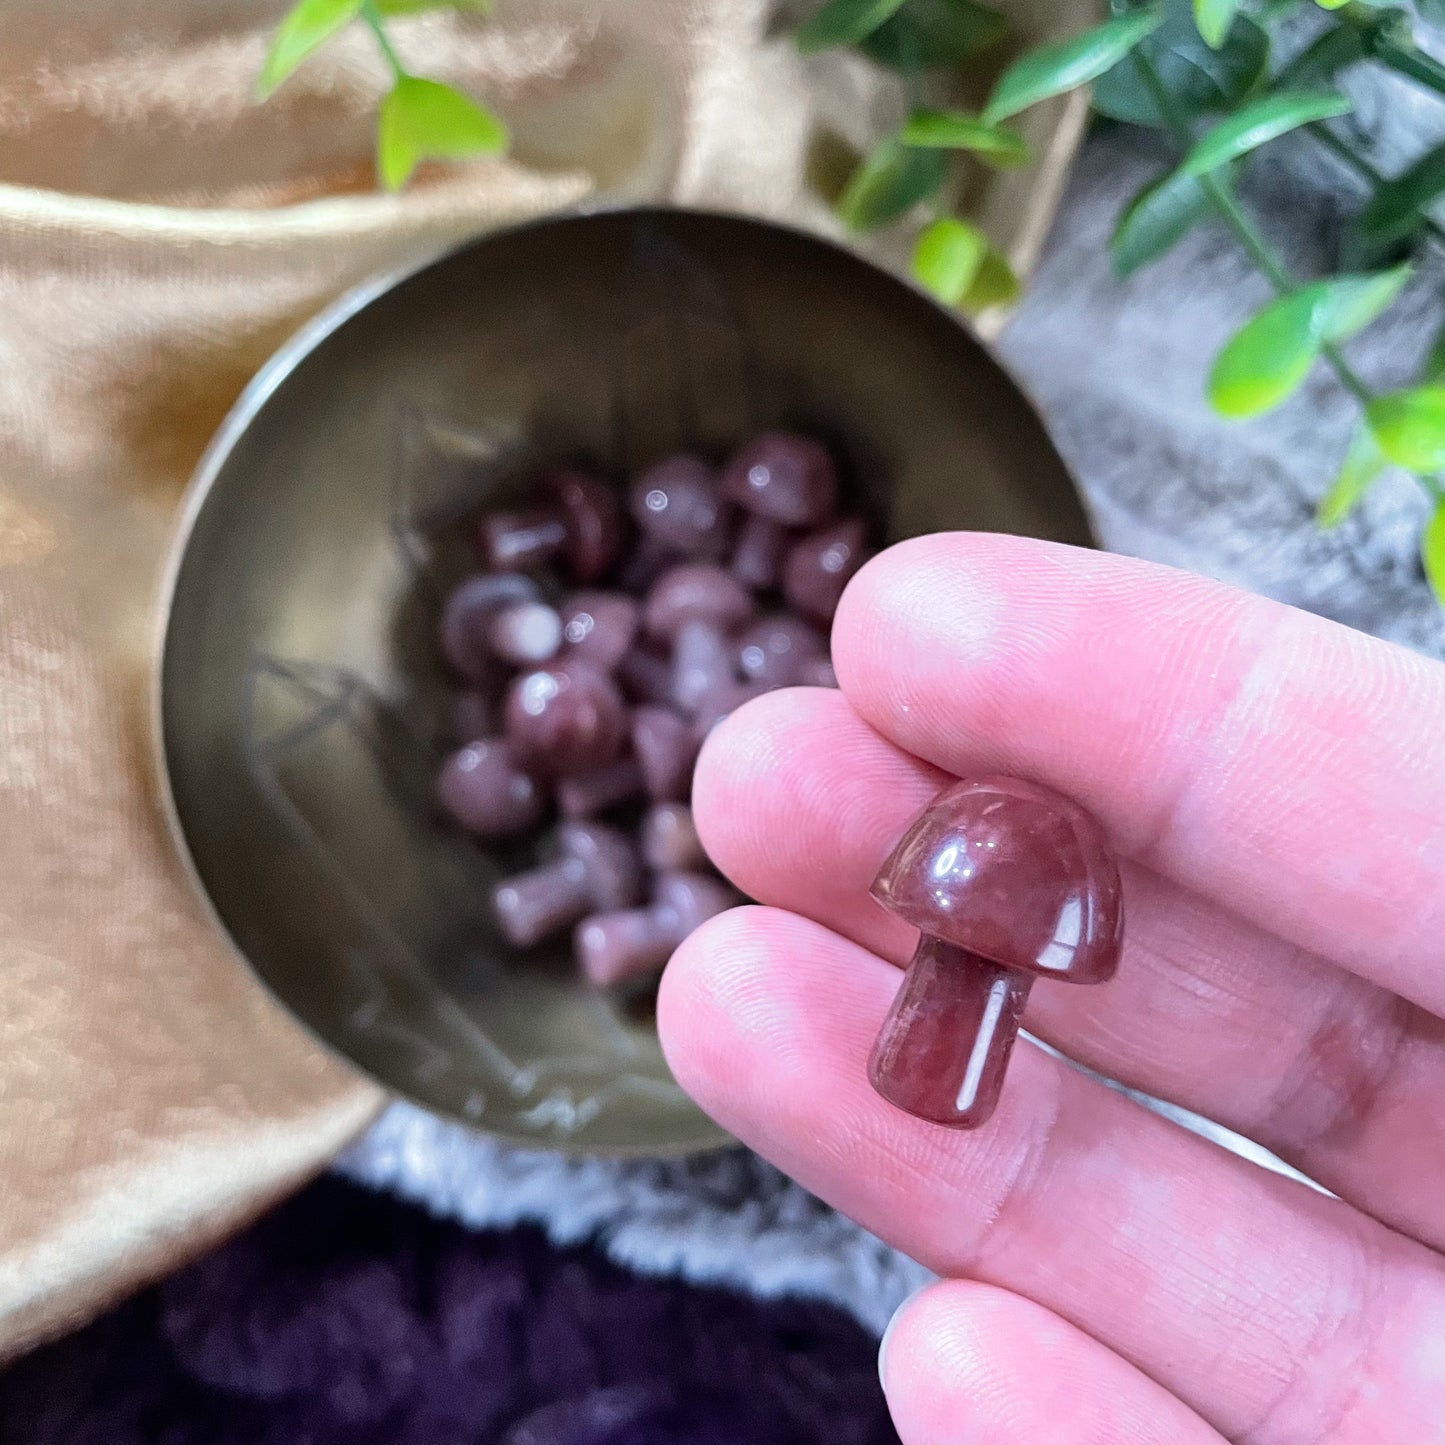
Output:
493 860 592 947
671 618 730 714
867 938 1032 1130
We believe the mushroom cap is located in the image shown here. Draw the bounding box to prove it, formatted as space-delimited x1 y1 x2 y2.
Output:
554 820 643 910
721 432 838 527
504 661 628 777
644 563 754 640
870 777 1122 984
735 614 827 686
782 517 869 624
435 738 545 839
653 870 740 933
560 590 640 672
440 573 538 679
629 455 731 558
542 469 624 582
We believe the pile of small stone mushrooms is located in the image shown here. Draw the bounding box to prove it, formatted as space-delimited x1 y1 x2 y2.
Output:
435 432 873 989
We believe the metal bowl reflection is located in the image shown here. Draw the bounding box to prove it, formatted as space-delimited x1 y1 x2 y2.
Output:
157 207 1091 1154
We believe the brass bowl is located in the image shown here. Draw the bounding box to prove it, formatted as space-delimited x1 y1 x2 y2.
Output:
157 206 1090 1155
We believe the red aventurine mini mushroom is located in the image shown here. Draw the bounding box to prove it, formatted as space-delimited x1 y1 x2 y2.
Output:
868 777 1123 1129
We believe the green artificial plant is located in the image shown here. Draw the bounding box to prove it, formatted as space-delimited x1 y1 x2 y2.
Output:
258 0 507 190
256 0 1445 606
795 0 1445 605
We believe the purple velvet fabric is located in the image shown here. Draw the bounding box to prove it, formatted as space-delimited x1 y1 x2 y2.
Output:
0 1178 899 1445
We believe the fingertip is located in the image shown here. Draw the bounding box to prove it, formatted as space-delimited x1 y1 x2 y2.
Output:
877 1279 1225 1445
832 532 1056 702
657 904 902 1149
691 687 828 877
657 904 815 1110
691 686 918 905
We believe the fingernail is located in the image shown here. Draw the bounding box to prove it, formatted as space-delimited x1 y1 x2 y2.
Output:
878 1282 932 1392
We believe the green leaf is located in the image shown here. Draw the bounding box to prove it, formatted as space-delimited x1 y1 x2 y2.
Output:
1317 425 1386 527
258 0 361 98
375 0 491 10
376 76 507 190
1093 2 1267 126
1309 264 1412 341
980 6 1164 125
1181 90 1351 175
1313 0 1350 10
1354 143 1445 254
1110 167 1213 276
1366 387 1445 472
1207 267 1411 418
900 110 1029 166
962 246 1021 312
912 218 988 304
1193 0 1238 49
859 0 1007 69
1275 23 1368 88
796 0 907 51
836 140 948 230
1423 500 1445 610
1208 291 1321 418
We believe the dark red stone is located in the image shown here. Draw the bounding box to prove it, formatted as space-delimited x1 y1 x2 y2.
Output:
629 455 731 559
555 757 644 819
575 871 738 987
645 564 755 714
492 821 642 947
561 591 641 672
782 518 869 624
735 615 826 688
868 776 1123 1129
476 470 623 582
721 432 837 528
871 777 1122 982
730 513 791 592
545 469 624 582
616 644 675 708
504 662 628 777
439 573 536 681
631 706 699 801
868 940 1032 1128
436 738 546 840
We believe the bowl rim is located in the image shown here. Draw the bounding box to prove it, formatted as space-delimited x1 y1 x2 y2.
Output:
152 202 1085 1151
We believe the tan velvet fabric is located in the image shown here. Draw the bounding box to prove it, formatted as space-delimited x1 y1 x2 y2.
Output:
0 0 1085 1358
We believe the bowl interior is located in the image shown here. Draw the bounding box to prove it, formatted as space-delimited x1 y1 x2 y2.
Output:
160 208 1091 1153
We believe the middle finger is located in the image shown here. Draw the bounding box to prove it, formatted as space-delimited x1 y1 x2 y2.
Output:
693 686 1445 1249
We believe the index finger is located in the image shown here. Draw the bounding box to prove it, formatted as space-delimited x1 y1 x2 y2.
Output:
831 533 1445 1016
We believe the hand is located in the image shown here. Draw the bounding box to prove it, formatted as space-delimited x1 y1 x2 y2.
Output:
657 533 1445 1445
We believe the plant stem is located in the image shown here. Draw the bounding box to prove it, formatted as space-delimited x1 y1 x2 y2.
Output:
1130 48 1370 406
1365 26 1445 100
360 0 407 82
1271 20 1369 91
1302 123 1445 252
